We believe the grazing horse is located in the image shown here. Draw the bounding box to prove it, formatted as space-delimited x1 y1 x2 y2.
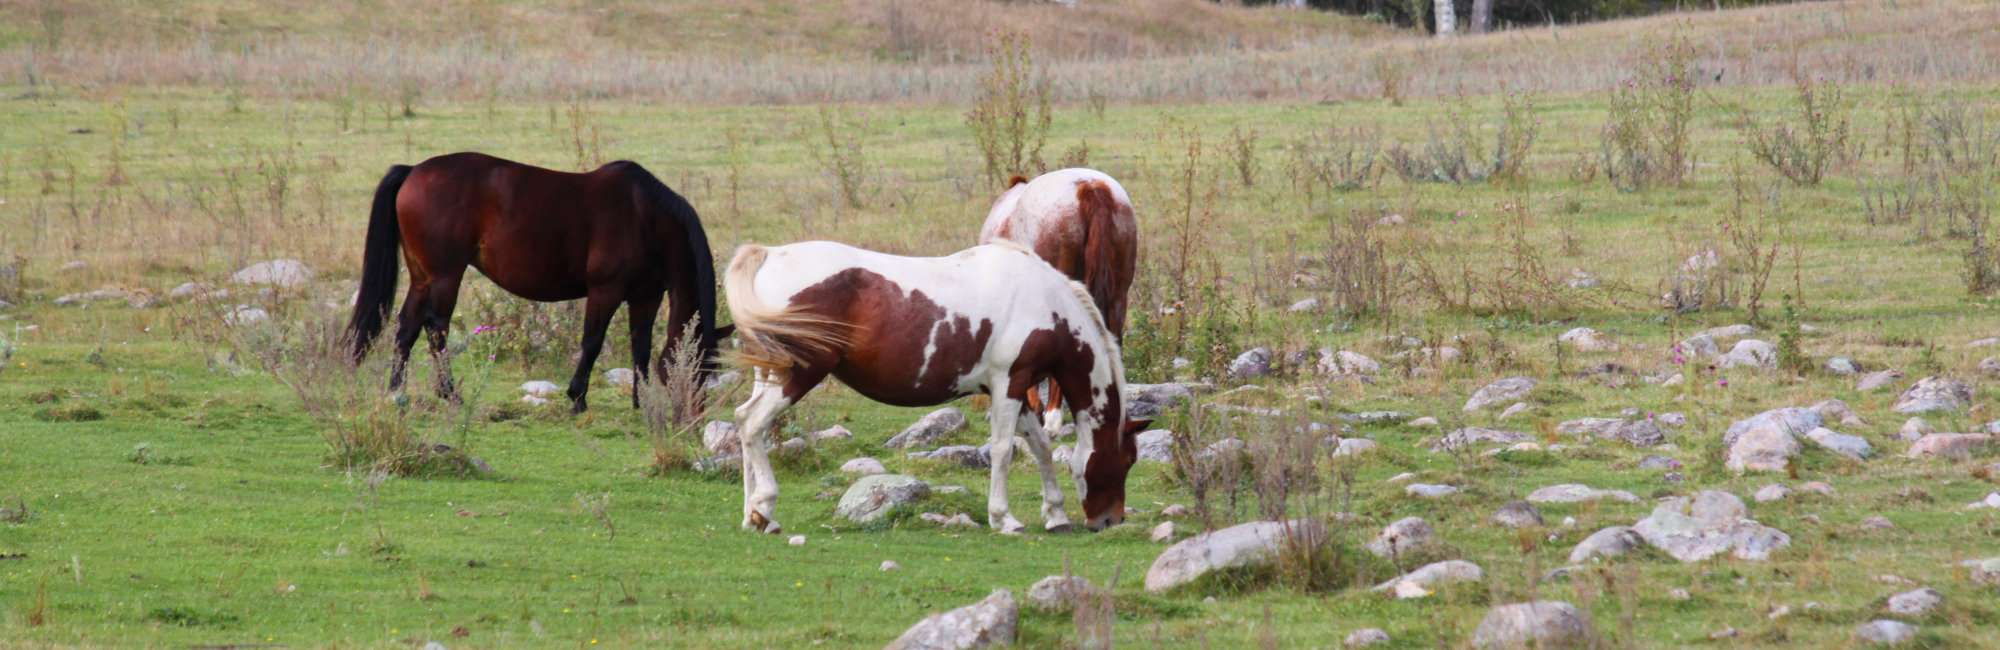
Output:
347 152 732 412
978 168 1138 435
723 240 1148 534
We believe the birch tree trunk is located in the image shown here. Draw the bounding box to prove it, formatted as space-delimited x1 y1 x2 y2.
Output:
1434 0 1457 36
1470 0 1492 34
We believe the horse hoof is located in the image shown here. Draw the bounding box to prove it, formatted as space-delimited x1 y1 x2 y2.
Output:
1045 522 1074 534
747 511 780 535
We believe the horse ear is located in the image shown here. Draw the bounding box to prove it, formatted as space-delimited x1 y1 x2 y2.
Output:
1006 175 1029 188
1123 419 1151 436
713 324 736 339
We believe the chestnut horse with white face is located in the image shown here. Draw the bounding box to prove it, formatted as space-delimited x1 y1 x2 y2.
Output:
979 168 1138 435
723 241 1147 534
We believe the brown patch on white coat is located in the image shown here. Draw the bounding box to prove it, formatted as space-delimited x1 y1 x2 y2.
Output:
978 168 1139 438
723 240 1147 534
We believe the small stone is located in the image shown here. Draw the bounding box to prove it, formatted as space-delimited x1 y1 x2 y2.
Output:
605 367 635 387
1966 492 2000 510
1852 620 1917 645
1025 575 1096 613
788 535 806 546
840 457 886 475
1906 433 1993 459
1161 504 1189 517
520 380 561 397
1405 483 1458 499
1387 472 1417 483
886 589 1018 650
1862 516 1895 530
1719 339 1777 370
224 305 269 326
1408 416 1439 428
1144 520 1326 593
520 395 549 406
703 420 740 454
835 475 931 523
1827 357 1861 375
1805 427 1875 460
1150 521 1175 543
230 259 314 288
810 425 854 442
1227 347 1273 381
1727 425 1802 473
1886 587 1942 617
1465 377 1537 412
885 408 968 449
1568 526 1645 564
1709 628 1739 640
1669 588 1692 601
1753 484 1792 503
1432 427 1531 452
1373 560 1483 598
1559 327 1617 352
1498 402 1532 420
1344 628 1391 647
1857 370 1905 392
1638 455 1681 471
1799 481 1835 496
881 560 901 571
1491 501 1545 529
1134 429 1175 463
1366 517 1435 558
1333 438 1379 457
1898 417 1933 441
1528 484 1639 504
1962 557 2000 586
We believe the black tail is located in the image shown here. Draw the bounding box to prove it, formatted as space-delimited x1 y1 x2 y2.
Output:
619 163 719 347
349 164 411 361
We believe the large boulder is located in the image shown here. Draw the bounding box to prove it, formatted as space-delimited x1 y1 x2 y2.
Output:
1465 377 1537 412
1893 377 1972 414
885 408 967 449
835 474 930 523
1144 519 1325 594
230 259 314 288
1471 601 1592 649
1631 491 1789 562
886 589 1018 650
1134 429 1175 462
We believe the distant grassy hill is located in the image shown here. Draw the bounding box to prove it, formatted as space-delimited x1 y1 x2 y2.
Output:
0 0 1392 62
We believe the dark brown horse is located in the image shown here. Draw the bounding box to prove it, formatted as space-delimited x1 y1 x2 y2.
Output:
348 152 731 412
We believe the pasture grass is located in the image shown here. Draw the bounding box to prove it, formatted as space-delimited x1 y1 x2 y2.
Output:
3 4 2000 646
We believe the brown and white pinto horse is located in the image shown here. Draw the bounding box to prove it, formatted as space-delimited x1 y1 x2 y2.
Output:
979 168 1138 435
723 241 1147 534
347 152 731 412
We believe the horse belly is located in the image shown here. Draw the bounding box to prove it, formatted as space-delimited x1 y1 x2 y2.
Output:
831 333 992 408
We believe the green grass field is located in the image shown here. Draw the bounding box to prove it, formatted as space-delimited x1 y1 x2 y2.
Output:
5 2 2000 648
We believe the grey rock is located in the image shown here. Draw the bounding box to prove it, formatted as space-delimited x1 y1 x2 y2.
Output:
1719 339 1777 370
840 457 886 475
703 420 740 454
1373 559 1483 598
1961 557 2000 586
1135 429 1175 462
1344 628 1391 647
1827 356 1861 375
1678 334 1720 359
1632 490 1789 562
1858 369 1905 392
1405 483 1459 498
1408 416 1440 428
1805 427 1874 460
1144 519 1325 593
1727 425 1802 473
230 259 314 288
1150 521 1175 543
1318 348 1382 376
920 512 978 528
810 425 854 442
1337 410 1409 424
1557 417 1667 447
1471 601 1591 650
1852 620 1917 646
887 589 1017 650
1227 347 1272 381
1559 327 1616 352
1498 402 1532 420
1753 484 1792 503
224 305 269 326
1366 517 1435 558
1287 297 1321 313
1465 377 1537 412
1126 382 1203 419
1886 587 1941 617
885 408 967 449
1723 407 1824 447
1862 516 1895 530
835 474 930 523
1638 455 1682 471
1700 324 1757 341
1025 575 1096 613
1893 376 1972 414
1982 357 2000 377
1906 433 1993 459
520 380 560 397
1333 438 1379 457
1529 484 1640 504
1811 399 1867 427
910 445 988 468
1568 526 1645 564
1898 417 1933 441
1433 427 1531 452
604 367 635 387
1491 501 1544 528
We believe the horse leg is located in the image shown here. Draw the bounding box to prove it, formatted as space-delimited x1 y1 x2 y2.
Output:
423 273 464 403
1014 402 1072 532
626 292 663 410
984 381 1026 534
564 288 625 414
734 367 827 533
386 283 428 394
735 371 776 525
1039 379 1066 438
